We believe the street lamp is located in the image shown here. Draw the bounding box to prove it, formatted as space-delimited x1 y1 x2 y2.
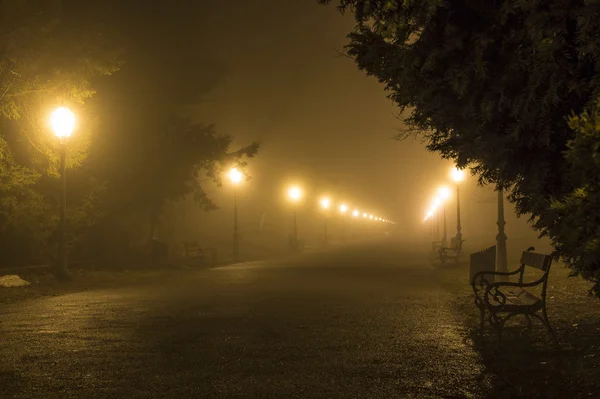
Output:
228 167 243 261
320 196 331 245
288 186 303 247
352 210 359 217
338 203 349 242
50 106 75 279
451 167 465 245
497 188 508 274
438 187 451 247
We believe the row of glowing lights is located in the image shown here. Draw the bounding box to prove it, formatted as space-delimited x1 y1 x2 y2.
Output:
229 168 392 223
315 195 391 223
311 190 392 223
423 168 465 222
48 103 396 226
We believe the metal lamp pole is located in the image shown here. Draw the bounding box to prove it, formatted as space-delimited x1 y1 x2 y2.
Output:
442 203 447 247
323 215 328 246
233 188 239 262
496 188 508 273
292 205 298 243
50 107 75 280
456 183 462 243
57 141 68 278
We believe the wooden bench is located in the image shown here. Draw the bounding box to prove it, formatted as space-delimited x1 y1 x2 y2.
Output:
439 236 464 263
289 235 305 252
431 240 443 253
471 247 557 347
183 241 217 266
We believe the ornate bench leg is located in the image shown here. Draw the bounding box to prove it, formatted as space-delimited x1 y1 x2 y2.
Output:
488 313 504 348
541 306 558 346
474 297 485 333
524 314 533 331
479 306 485 333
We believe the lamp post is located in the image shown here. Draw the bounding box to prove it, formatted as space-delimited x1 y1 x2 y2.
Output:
228 167 243 261
352 209 359 240
496 188 508 273
320 197 331 246
451 167 465 244
438 187 451 247
50 107 75 279
339 203 348 242
288 186 303 247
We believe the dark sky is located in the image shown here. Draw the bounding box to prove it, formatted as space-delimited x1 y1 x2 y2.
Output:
84 0 544 248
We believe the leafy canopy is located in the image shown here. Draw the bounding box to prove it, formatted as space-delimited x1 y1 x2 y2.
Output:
321 0 600 294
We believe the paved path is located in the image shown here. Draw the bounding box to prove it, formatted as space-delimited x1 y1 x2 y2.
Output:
0 241 485 398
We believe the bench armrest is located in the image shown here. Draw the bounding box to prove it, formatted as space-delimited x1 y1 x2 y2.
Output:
471 265 525 297
484 277 546 307
471 265 524 285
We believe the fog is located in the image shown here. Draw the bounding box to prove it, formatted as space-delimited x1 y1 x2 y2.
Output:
88 0 550 261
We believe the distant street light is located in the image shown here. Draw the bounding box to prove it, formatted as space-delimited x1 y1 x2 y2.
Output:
363 213 367 218
451 166 465 246
228 167 243 261
438 187 451 247
320 196 331 245
50 106 76 279
352 210 359 217
339 204 348 214
288 186 303 246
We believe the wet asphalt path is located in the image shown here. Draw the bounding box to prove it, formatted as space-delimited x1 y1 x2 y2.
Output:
0 241 485 398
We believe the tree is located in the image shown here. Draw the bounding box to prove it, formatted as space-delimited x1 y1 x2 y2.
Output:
84 111 258 265
0 0 121 265
321 0 600 294
550 105 600 296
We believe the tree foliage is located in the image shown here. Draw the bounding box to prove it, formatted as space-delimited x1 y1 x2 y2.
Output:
89 113 259 245
321 0 600 294
0 0 121 263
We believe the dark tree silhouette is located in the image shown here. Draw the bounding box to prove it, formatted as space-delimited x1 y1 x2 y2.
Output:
321 0 600 295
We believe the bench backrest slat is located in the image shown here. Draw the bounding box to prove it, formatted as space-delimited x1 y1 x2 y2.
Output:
520 251 552 271
469 245 496 283
519 249 553 298
184 241 201 256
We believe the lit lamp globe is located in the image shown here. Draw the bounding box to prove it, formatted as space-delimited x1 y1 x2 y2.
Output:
320 197 331 210
352 210 359 217
451 167 465 183
50 107 76 139
228 167 243 185
339 204 348 214
438 186 451 201
288 186 303 202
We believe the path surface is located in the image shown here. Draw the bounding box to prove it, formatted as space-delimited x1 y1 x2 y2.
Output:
0 241 486 398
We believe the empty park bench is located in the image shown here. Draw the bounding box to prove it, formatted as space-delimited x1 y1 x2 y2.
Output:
471 246 557 347
431 240 443 253
183 241 217 266
439 236 464 263
289 235 305 252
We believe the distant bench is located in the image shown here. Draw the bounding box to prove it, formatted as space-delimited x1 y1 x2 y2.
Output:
289 236 305 252
439 236 464 263
183 241 217 266
470 246 557 347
